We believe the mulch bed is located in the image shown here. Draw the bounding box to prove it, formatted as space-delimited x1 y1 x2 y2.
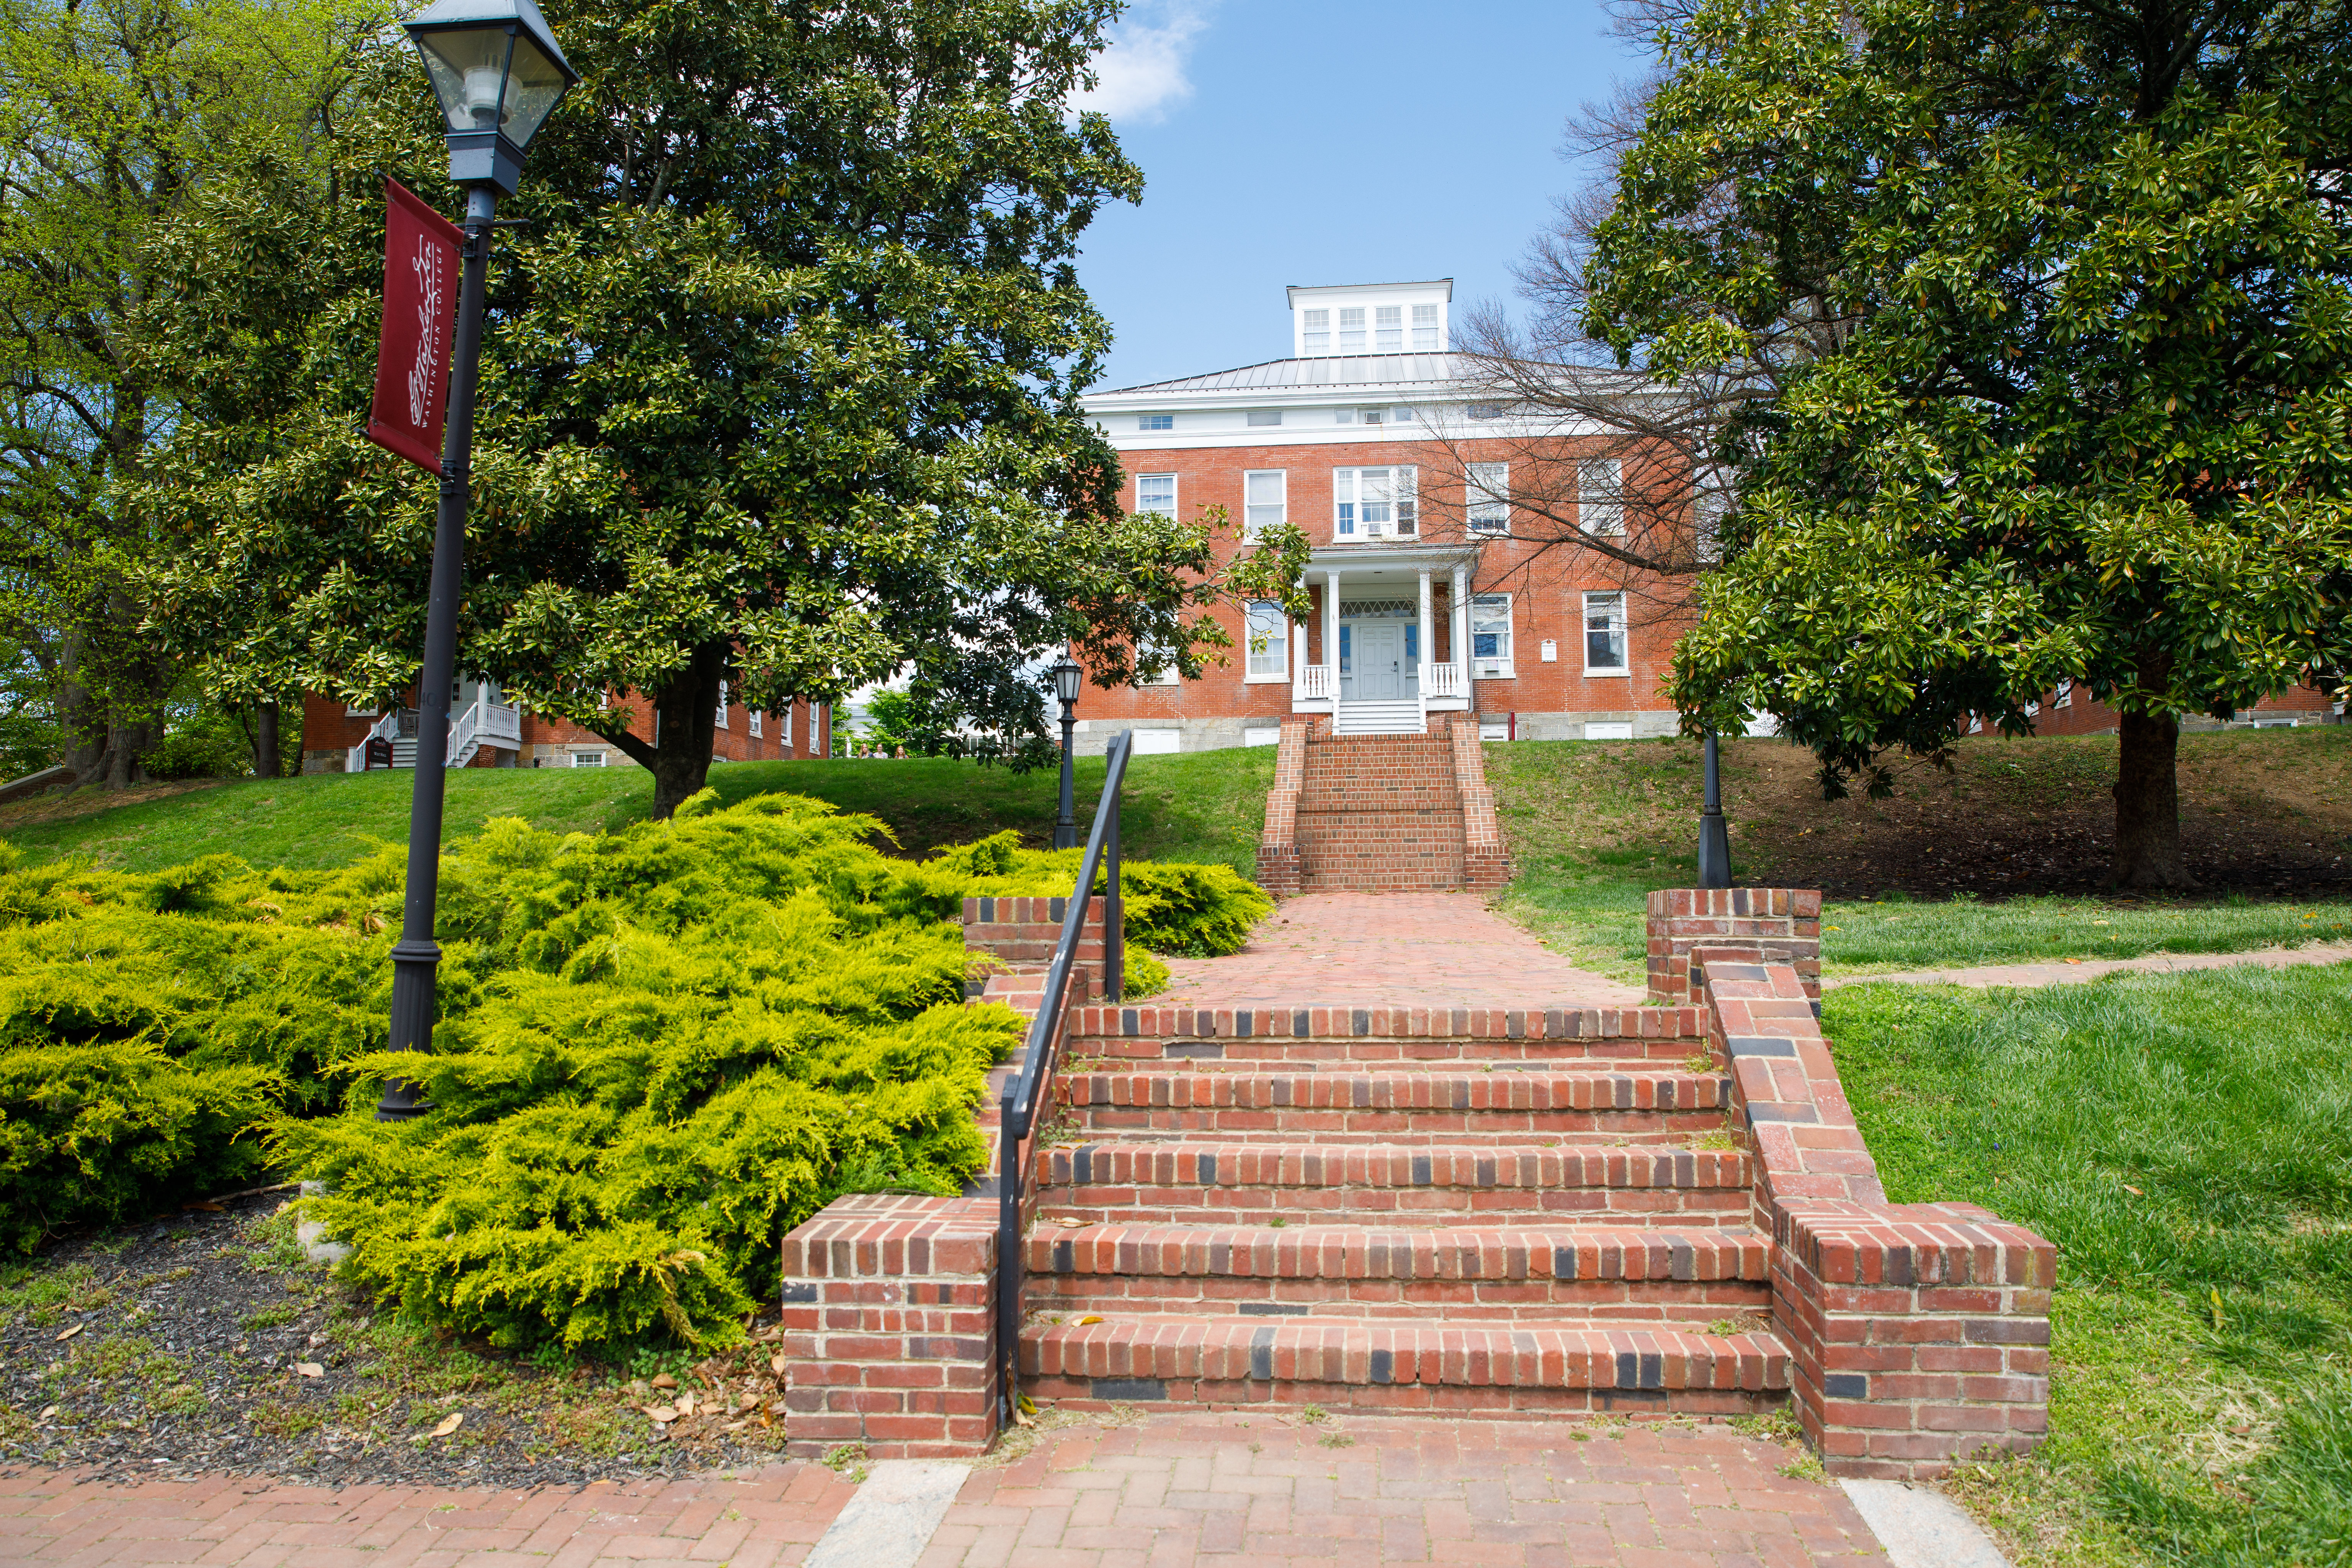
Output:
0 1189 802 1491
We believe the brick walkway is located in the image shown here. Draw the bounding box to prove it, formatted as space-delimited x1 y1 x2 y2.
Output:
1162 894 1644 1010
0 1412 1893 1566
1822 939 2352 990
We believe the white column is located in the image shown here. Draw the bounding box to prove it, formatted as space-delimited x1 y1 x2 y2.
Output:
1323 567 1342 701
1416 571 1432 688
1451 565 1469 669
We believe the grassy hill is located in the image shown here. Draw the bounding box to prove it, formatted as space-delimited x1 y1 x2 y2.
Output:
0 749 1277 878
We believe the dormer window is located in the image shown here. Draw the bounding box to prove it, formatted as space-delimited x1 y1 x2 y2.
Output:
1376 306 1402 353
1412 304 1440 351
1339 307 1366 354
1302 309 1330 354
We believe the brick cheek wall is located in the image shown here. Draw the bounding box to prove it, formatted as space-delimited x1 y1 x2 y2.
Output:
1693 952 2055 1478
1446 715 1509 890
1255 719 1310 898
1645 889 1822 1006
960 896 1109 1001
776 1195 1000 1459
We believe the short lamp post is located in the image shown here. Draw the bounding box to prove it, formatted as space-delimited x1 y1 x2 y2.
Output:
1697 728 1732 889
1052 657 1083 850
378 0 577 1122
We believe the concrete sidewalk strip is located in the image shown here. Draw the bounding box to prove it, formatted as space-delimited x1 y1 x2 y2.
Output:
1823 940 2352 991
804 1461 970 1568
1841 1480 2012 1568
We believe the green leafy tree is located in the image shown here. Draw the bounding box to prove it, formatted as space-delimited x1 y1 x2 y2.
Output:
139 0 1305 816
0 0 369 786
1585 0 2352 887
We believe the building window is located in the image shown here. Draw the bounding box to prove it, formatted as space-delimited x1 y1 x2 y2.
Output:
1138 474 1176 516
1391 405 1414 422
748 708 763 739
1468 464 1509 535
1467 403 1503 421
715 680 730 728
1334 408 1355 424
1357 407 1385 425
1302 308 1329 354
2056 678 2074 709
1412 303 1440 351
1376 305 1402 353
1580 457 1624 536
1339 307 1365 353
1471 595 1512 675
1584 592 1629 673
570 750 607 767
1244 470 1285 537
1333 466 1417 538
1248 409 1282 426
1138 413 1173 431
781 705 794 746
1245 601 1289 680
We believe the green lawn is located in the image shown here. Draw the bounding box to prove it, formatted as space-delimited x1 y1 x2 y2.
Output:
1485 736 2352 983
0 749 1276 877
1827 969 2352 1567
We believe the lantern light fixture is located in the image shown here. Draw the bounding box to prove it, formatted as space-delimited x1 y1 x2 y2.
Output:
402 0 579 196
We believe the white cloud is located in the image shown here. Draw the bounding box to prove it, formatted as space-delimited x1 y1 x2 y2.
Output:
1070 3 1213 124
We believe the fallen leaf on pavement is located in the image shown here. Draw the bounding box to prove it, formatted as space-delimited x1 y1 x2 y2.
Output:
431 1413 462 1438
644 1405 678 1424
54 1323 82 1342
295 1363 323 1379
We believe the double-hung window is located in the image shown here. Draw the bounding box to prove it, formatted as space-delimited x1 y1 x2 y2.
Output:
1302 309 1330 354
1137 473 1176 517
2056 678 2074 709
1376 306 1403 353
1245 601 1289 681
1467 464 1509 535
715 680 730 728
1244 470 1286 537
1470 594 1513 677
1583 592 1629 673
1333 466 1417 539
1579 457 1625 536
1411 304 1440 351
1339 307 1366 353
748 708 763 739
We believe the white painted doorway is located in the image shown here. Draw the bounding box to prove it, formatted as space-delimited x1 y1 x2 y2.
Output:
1346 621 1406 701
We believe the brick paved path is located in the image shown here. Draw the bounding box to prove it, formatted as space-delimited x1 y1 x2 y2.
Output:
0 1463 859 1568
1162 894 1644 1009
1822 939 2352 991
0 1413 1892 1566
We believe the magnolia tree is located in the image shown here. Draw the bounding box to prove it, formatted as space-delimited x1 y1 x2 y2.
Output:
1583 0 2352 887
137 0 1305 815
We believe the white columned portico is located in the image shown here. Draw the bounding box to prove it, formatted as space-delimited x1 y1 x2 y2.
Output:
1416 572 1432 683
1323 566 1342 700
1450 565 1469 670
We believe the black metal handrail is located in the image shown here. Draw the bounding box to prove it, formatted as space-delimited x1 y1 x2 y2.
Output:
996 728 1130 1419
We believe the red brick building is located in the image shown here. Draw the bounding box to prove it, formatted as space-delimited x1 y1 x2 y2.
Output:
301 677 831 773
1071 280 1692 753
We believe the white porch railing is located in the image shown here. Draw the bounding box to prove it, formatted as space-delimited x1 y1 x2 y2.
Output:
1418 662 1465 701
345 710 400 773
1297 664 1337 704
448 697 523 768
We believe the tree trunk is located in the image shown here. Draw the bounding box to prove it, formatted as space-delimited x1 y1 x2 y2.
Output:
599 643 726 817
2110 709 2195 889
253 701 281 779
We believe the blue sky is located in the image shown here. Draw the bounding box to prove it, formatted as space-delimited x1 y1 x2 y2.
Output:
1071 2 1648 390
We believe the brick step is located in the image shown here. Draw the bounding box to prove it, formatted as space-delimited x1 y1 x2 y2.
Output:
1294 790 1459 814
1074 1036 1713 1067
1053 1071 1736 1141
1018 1318 1790 1417
1034 1142 1751 1223
1067 1003 1711 1054
1024 1224 1771 1318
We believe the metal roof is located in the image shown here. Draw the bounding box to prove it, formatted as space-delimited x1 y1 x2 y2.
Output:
1097 354 1463 396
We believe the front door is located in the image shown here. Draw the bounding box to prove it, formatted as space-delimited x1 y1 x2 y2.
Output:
1351 622 1405 700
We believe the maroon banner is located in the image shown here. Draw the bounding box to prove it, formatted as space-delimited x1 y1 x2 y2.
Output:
364 179 464 474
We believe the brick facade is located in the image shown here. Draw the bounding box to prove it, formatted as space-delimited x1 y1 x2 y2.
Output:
1645 888 1823 1006
299 689 831 774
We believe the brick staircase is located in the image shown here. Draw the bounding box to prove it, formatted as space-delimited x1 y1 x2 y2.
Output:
1014 1005 1790 1419
1260 717 1509 895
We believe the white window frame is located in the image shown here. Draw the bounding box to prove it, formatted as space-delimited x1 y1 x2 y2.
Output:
748 708 763 739
1357 407 1385 425
2056 678 2074 709
1137 413 1173 432
781 704 794 747
1302 308 1330 354
569 749 608 768
1580 456 1625 536
1583 592 1630 675
1137 473 1176 518
1244 601 1289 683
1333 466 1418 540
715 680 730 728
1467 463 1509 536
1411 303 1440 352
1243 469 1285 538
1375 305 1403 353
1339 307 1366 354
1470 593 1514 678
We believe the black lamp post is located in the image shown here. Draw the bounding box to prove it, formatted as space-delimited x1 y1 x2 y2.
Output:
1697 728 1732 889
378 0 577 1122
1052 657 1083 850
